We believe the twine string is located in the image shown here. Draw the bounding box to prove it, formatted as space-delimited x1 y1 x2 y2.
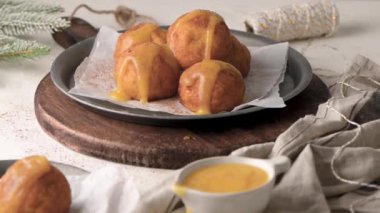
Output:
326 96 380 212
338 81 366 98
338 75 380 98
301 3 311 39
349 194 380 213
69 4 156 29
70 4 116 20
329 0 338 36
275 8 283 41
367 77 380 87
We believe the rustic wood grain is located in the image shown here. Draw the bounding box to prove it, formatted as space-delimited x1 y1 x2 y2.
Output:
35 74 330 169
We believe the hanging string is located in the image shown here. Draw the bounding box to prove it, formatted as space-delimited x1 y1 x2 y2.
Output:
337 81 366 98
349 194 380 213
69 4 156 29
338 74 380 98
70 4 115 17
326 97 380 213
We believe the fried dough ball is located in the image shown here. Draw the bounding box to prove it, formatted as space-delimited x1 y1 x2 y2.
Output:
179 60 245 114
0 156 71 213
112 42 181 103
167 10 234 69
167 9 251 77
114 23 167 58
224 36 251 77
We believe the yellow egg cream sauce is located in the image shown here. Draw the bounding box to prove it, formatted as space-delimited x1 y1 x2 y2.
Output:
175 163 269 194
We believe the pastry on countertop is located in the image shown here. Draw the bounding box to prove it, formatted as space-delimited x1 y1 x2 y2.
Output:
0 156 71 213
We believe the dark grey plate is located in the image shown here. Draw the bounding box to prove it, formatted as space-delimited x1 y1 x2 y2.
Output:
0 160 87 177
50 30 312 126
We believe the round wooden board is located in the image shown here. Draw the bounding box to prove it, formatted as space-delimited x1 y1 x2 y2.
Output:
35 74 330 169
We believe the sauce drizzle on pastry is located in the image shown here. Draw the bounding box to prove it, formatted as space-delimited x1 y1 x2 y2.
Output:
111 43 161 103
204 15 220 59
196 60 221 114
187 60 241 115
173 11 225 115
126 23 158 48
115 23 159 58
171 10 222 61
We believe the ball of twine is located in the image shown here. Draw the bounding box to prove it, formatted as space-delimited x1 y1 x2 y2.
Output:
245 0 339 41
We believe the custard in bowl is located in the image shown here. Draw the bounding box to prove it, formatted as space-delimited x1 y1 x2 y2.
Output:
173 156 291 213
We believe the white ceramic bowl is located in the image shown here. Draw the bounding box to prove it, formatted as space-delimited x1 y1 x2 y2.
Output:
173 156 291 213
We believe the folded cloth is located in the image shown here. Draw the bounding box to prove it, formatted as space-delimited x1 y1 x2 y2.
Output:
127 55 380 213
232 55 380 213
68 55 380 213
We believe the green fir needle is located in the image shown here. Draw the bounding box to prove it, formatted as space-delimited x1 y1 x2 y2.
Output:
0 0 69 60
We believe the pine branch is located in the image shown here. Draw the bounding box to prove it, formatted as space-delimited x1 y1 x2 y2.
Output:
0 0 69 60
0 34 50 59
0 0 25 7
0 12 70 35
0 0 64 14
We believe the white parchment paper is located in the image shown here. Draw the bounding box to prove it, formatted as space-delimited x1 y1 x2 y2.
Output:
69 26 288 115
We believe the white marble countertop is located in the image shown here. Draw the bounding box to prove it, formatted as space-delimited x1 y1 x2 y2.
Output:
1 0 380 181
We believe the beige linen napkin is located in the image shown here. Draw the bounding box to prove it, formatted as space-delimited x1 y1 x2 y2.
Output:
128 55 380 213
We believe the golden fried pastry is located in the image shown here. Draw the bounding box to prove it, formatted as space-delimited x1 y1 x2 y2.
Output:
111 42 181 103
114 23 167 58
179 60 245 114
167 9 251 77
225 36 251 77
167 10 234 69
0 156 71 213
